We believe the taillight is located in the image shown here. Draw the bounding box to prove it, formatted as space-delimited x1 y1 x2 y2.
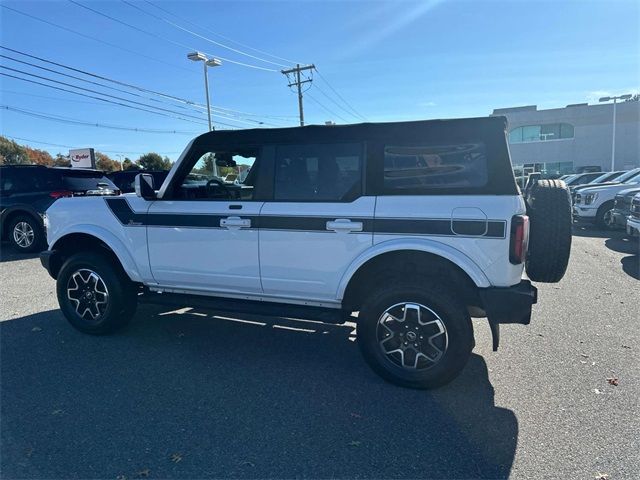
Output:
509 214 529 264
49 190 73 199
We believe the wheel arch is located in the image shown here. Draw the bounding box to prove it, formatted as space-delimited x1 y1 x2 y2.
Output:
338 239 490 311
48 227 142 282
1 206 41 239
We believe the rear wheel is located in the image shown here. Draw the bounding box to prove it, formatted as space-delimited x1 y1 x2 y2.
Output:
357 281 474 389
9 214 45 253
56 252 137 334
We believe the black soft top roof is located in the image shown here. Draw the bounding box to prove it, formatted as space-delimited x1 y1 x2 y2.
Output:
192 116 509 147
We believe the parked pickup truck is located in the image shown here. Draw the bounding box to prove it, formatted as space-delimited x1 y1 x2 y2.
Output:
40 117 572 389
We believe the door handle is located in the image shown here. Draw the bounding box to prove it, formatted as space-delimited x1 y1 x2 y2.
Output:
326 218 363 232
220 216 251 229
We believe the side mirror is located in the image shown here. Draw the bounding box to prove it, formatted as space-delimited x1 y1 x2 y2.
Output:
135 173 156 200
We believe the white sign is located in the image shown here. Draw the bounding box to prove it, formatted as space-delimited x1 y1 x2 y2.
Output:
69 148 96 168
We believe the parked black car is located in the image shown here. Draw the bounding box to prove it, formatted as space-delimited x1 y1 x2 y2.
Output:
107 170 169 194
0 165 119 252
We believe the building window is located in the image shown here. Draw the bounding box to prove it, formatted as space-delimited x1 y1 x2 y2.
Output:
509 123 574 143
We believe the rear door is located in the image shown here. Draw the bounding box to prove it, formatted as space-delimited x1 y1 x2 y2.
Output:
259 142 374 303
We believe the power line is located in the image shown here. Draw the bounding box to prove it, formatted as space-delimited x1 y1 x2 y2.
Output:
0 45 289 125
122 0 288 68
1 104 201 135
143 0 302 66
312 82 361 122
305 93 351 124
2 134 181 156
0 4 197 76
314 67 368 121
0 64 212 126
68 0 278 72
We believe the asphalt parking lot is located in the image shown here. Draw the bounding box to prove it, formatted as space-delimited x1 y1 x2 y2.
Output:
1 228 638 480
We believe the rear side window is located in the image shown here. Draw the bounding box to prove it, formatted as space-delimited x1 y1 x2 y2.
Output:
2 168 62 193
62 173 115 191
383 142 488 192
274 143 361 201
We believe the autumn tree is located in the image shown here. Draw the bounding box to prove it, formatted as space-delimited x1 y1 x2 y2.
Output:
24 146 53 166
0 136 29 164
122 157 138 170
95 152 120 172
137 152 172 170
52 153 70 167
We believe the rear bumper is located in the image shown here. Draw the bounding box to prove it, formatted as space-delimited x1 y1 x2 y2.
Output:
479 280 537 326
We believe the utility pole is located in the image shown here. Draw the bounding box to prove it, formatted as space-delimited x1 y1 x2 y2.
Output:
281 64 315 126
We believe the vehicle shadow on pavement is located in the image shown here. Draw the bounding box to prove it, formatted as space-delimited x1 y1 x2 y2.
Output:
0 244 40 263
571 225 619 239
1 306 518 479
603 237 639 280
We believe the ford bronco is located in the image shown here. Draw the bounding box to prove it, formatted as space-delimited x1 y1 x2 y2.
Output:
40 117 572 388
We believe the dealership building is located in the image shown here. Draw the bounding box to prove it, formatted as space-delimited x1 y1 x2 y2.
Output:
491 100 640 175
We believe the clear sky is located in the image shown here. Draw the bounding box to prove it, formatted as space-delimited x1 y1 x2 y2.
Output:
0 0 638 161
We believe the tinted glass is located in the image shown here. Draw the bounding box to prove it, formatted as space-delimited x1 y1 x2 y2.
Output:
62 171 116 191
384 142 487 191
4 168 62 193
274 143 361 201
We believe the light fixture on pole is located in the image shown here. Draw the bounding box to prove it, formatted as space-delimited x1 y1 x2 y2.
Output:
599 93 632 171
187 51 222 133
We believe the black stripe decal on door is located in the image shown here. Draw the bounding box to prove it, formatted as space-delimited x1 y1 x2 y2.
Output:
105 198 505 237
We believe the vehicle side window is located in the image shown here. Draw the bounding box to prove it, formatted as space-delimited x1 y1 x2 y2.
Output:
383 142 488 193
174 148 258 201
274 143 361 201
0 170 15 192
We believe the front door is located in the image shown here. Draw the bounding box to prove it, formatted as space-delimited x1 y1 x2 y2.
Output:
147 148 263 294
259 142 374 303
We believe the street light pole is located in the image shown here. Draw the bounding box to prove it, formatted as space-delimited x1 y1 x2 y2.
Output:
188 51 222 175
203 61 212 132
599 94 632 171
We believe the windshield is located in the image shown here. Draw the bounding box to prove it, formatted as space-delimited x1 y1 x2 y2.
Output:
623 171 640 184
617 169 640 182
590 171 624 183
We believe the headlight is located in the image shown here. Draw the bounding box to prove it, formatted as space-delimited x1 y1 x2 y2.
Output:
585 193 598 205
575 193 582 204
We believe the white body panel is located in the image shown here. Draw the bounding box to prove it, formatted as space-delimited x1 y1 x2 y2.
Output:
45 193 525 305
46 195 151 282
147 200 263 293
259 197 375 300
373 195 526 287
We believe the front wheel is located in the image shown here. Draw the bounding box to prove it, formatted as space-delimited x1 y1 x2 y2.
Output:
595 201 616 230
357 281 474 389
56 252 137 334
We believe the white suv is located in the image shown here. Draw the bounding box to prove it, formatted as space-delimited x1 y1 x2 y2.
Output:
40 118 572 388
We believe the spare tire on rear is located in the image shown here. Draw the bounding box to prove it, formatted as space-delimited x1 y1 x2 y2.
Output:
524 179 572 283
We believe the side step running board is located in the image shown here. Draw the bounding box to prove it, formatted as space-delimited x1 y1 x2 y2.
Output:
139 291 346 324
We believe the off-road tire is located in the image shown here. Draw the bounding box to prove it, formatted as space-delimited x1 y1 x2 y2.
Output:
357 280 474 389
57 252 137 334
8 214 45 253
525 179 572 283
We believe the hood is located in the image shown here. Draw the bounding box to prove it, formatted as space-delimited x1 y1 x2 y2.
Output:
618 187 640 197
573 181 621 192
579 182 639 195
